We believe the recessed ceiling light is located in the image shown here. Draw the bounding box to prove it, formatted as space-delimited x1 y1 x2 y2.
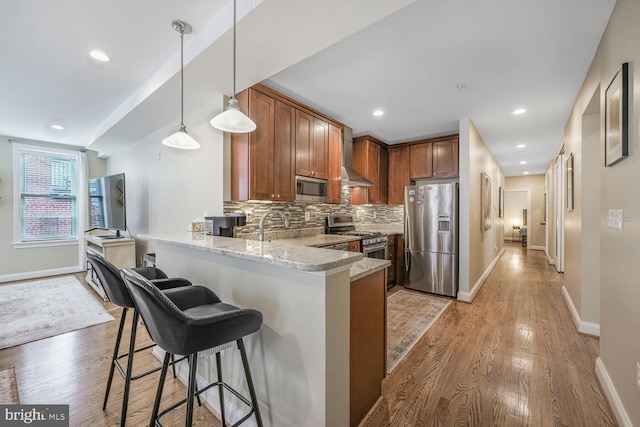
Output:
513 108 526 115
517 144 527 148
50 124 65 130
90 50 110 62
519 160 527 165
523 171 530 175
373 110 384 117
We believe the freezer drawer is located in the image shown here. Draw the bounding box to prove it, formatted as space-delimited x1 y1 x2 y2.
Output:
405 250 458 297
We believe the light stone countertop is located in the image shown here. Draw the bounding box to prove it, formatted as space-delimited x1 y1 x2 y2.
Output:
138 233 362 272
349 258 391 282
273 234 361 247
272 234 390 281
355 224 404 235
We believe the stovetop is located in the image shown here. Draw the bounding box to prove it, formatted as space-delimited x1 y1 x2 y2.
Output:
325 214 387 245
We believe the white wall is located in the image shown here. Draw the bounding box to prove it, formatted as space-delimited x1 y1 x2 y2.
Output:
458 118 504 302
106 95 226 262
547 0 640 423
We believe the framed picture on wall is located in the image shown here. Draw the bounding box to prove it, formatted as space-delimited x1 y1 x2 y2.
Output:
605 62 629 166
498 186 504 218
566 153 574 210
481 172 492 231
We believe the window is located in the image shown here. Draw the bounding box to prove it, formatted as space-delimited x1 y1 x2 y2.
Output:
13 144 81 244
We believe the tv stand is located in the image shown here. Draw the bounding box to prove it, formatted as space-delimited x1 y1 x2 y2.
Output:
85 233 135 300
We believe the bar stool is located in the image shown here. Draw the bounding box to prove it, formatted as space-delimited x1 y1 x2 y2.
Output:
121 268 264 427
86 251 194 427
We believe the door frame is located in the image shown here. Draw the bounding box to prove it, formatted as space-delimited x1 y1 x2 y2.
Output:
554 152 565 272
503 189 531 245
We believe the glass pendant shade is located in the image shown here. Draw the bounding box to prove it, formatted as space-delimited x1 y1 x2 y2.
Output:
210 98 256 133
162 125 201 149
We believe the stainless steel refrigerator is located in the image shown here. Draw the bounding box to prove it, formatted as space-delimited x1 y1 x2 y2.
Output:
404 183 458 297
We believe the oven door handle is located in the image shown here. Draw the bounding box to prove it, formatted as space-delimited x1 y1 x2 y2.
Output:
364 242 388 252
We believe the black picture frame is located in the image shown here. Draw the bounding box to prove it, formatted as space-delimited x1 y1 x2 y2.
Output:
605 62 629 167
566 153 574 211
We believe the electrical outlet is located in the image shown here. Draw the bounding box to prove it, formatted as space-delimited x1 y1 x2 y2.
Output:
305 211 310 222
373 212 377 219
636 362 640 390
157 149 161 160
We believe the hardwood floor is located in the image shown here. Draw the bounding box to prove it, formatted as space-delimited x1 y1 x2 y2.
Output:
1 245 616 426
363 244 616 427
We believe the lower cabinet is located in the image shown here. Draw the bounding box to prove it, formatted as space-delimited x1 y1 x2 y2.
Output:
348 240 361 252
386 234 405 287
350 269 386 427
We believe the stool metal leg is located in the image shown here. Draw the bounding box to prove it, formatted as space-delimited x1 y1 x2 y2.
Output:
118 309 139 426
237 339 263 427
186 353 198 427
150 353 171 427
215 352 226 426
104 307 128 410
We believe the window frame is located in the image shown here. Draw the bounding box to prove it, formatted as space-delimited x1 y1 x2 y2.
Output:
12 143 85 248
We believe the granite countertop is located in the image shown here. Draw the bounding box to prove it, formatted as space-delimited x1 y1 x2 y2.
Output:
138 233 363 273
350 258 391 282
274 234 360 247
355 224 404 235
272 234 390 281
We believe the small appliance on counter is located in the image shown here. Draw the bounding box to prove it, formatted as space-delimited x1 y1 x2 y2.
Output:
205 214 246 237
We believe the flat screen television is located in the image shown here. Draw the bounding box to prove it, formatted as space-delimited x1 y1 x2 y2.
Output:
88 173 127 238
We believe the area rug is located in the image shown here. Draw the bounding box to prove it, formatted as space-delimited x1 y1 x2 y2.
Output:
0 367 19 404
0 276 114 350
387 290 451 373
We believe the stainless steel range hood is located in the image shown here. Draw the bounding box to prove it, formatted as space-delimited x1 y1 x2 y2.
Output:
341 126 373 187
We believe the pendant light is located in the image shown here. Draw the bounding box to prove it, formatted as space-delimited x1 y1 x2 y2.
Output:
210 0 256 133
162 20 200 150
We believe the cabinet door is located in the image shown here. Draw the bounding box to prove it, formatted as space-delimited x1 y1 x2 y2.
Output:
433 137 459 178
388 146 410 205
249 90 275 200
312 118 329 179
295 110 314 177
327 124 342 204
410 143 433 179
348 240 360 252
366 142 380 202
273 100 296 201
378 145 388 205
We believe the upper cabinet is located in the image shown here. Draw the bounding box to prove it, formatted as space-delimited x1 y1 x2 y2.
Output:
351 136 388 205
388 146 410 205
296 113 329 179
230 84 342 203
409 136 459 179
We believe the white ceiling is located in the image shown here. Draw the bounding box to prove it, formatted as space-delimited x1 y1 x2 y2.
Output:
1 0 615 176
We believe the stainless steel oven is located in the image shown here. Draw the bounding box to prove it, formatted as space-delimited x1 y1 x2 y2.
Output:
362 240 388 260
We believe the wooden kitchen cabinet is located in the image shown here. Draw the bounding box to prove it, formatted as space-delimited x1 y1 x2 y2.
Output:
350 269 386 426
348 240 360 252
231 89 295 201
231 84 344 202
296 112 329 179
387 235 396 286
409 136 459 180
396 234 404 287
351 136 388 205
388 145 410 205
327 124 342 204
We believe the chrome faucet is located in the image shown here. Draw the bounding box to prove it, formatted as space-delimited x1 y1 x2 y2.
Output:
259 210 290 241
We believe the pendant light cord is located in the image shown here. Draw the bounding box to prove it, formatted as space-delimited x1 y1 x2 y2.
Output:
232 0 237 100
180 25 185 127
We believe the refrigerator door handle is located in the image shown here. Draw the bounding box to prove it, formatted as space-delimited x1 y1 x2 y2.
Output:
405 249 410 272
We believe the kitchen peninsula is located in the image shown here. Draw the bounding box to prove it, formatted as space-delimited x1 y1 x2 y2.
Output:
138 233 389 427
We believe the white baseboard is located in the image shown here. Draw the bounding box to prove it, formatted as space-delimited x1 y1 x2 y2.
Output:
458 248 505 303
595 357 632 427
561 286 600 337
529 245 545 251
0 266 84 284
546 252 555 265
152 347 259 427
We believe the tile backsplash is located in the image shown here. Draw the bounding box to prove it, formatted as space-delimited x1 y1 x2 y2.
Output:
224 186 403 239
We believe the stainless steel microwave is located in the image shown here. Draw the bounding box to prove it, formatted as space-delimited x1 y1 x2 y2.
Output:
295 175 328 203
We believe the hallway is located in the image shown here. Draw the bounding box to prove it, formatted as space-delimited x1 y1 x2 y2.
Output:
364 245 616 426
